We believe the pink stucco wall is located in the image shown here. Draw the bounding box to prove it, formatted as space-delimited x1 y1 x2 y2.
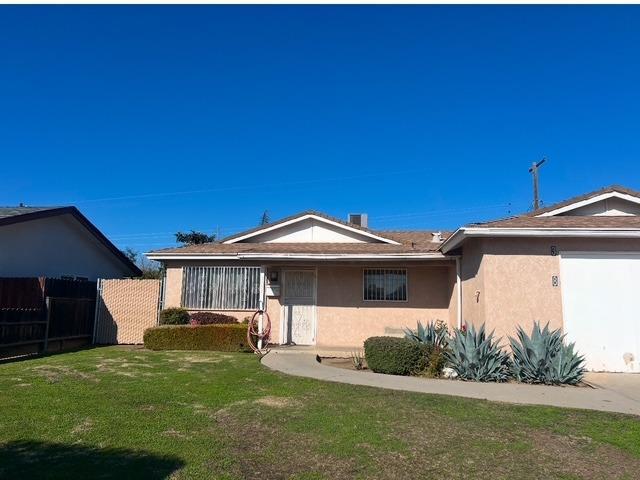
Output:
161 261 457 347
459 237 640 342
314 264 455 348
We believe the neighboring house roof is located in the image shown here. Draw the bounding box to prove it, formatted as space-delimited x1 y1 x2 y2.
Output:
148 229 451 260
0 206 58 219
0 206 141 276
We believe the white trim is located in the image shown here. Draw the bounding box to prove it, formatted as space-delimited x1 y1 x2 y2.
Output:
221 214 401 245
560 250 640 259
440 227 640 253
537 191 640 217
147 252 449 261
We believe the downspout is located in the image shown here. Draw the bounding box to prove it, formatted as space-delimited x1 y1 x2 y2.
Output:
455 257 462 329
258 266 266 350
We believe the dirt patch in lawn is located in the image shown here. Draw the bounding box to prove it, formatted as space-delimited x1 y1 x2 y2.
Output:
254 396 302 409
161 429 192 440
95 358 157 377
383 406 640 479
529 430 640 480
32 365 99 383
71 418 94 436
211 403 360 480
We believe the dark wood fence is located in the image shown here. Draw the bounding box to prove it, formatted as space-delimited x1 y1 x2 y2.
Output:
0 278 97 359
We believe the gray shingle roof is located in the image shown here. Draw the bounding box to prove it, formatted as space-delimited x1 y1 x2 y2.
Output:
0 206 59 219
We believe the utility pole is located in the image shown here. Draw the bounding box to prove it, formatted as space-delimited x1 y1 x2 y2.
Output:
529 157 547 211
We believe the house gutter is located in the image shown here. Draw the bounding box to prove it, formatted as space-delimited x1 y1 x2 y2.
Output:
145 252 455 261
455 257 462 329
440 227 640 253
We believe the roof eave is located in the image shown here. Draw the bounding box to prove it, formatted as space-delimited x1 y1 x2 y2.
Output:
146 252 451 261
440 227 640 253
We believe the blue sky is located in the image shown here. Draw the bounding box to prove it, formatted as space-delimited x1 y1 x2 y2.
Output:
2 6 640 253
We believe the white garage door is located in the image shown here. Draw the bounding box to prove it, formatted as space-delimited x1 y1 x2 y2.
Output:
560 252 640 372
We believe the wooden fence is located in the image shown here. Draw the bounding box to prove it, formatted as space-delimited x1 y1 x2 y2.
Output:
0 278 97 359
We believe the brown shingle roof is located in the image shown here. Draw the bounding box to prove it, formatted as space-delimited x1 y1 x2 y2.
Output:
526 185 640 217
470 216 640 229
468 185 640 229
150 230 451 255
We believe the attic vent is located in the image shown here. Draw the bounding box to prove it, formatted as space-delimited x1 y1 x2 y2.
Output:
348 213 368 228
432 231 443 242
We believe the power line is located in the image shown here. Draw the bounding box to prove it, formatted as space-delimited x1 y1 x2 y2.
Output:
67 168 433 205
107 203 515 243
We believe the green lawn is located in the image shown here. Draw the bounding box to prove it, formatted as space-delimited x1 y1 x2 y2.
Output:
1 347 639 480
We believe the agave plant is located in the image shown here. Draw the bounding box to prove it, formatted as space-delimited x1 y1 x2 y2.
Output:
510 322 585 385
350 350 366 371
446 323 511 382
403 320 449 349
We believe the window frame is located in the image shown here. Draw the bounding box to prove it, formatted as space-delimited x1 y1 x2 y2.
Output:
181 266 261 311
362 268 408 303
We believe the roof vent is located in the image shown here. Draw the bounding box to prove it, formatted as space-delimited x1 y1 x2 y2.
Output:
432 231 443 242
348 213 368 228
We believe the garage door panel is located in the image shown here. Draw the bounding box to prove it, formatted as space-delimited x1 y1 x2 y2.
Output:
561 253 640 373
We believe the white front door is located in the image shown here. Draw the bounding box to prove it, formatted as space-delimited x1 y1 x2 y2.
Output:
560 252 640 372
283 270 316 345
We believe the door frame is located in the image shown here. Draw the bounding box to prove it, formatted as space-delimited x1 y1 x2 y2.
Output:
280 268 318 345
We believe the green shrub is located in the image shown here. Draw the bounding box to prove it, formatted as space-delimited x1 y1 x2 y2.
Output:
423 346 448 378
446 323 511 382
159 308 190 325
364 337 429 375
189 312 238 325
404 320 450 377
143 324 251 352
510 322 586 385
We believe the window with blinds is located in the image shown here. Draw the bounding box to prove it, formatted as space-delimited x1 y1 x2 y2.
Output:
181 266 261 310
363 269 407 302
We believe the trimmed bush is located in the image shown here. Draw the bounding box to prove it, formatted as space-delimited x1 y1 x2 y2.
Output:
189 312 238 325
364 336 429 375
159 308 190 325
143 324 251 352
404 320 450 377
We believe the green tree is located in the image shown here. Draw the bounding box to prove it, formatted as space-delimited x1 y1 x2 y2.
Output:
121 247 163 279
260 210 271 226
175 230 216 245
122 247 138 263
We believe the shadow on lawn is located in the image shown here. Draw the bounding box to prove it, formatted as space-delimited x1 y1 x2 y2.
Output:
0 440 185 479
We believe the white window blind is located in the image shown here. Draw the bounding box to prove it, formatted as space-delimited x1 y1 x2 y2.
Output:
363 269 407 302
181 266 261 310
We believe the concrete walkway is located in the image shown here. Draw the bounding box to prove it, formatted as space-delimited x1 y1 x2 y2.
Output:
261 349 640 416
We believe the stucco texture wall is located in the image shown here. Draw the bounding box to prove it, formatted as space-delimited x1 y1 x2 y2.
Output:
161 261 456 347
315 264 454 348
460 237 640 342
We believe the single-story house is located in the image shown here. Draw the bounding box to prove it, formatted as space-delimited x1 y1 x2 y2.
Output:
0 206 141 280
147 185 640 372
